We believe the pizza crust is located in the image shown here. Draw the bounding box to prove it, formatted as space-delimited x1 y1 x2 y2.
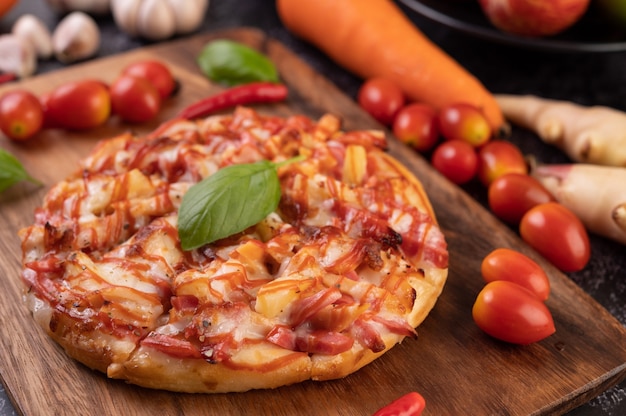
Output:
111 344 313 393
27 269 446 393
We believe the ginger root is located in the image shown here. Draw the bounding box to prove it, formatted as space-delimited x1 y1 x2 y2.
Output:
496 94 626 167
532 163 626 245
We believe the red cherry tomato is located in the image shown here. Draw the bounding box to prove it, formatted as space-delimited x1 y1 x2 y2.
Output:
519 202 590 272
357 77 405 126
392 103 439 152
110 75 161 123
0 90 44 141
121 60 176 100
45 80 111 130
431 140 478 185
39 92 54 128
472 280 555 345
438 102 491 147
488 173 555 224
372 392 426 416
477 140 527 186
481 248 550 301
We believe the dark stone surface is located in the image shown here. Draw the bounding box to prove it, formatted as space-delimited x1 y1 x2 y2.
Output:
1 1 624 414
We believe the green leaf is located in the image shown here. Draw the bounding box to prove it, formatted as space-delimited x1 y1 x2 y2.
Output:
178 160 282 250
197 39 279 87
0 148 41 193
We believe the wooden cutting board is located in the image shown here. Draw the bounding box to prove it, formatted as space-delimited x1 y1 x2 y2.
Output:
1 28 625 416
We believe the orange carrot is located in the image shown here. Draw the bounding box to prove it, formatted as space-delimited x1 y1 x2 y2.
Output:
276 0 505 133
0 0 17 18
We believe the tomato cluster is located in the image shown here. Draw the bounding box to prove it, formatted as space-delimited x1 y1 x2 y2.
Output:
357 77 595 344
357 76 591 274
0 60 176 141
487 173 590 273
473 248 555 345
357 77 527 186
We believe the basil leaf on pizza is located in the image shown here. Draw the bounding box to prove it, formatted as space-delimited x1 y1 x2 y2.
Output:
178 160 281 250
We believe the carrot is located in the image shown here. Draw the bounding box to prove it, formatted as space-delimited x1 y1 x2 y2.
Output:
0 0 17 18
496 94 626 167
531 163 626 245
276 0 506 134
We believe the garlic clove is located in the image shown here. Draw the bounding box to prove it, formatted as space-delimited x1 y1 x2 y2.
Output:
52 11 100 64
165 0 208 35
12 14 53 60
111 0 142 38
136 0 176 41
0 34 37 78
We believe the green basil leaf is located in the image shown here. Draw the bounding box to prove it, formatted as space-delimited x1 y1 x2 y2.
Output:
0 148 41 193
178 160 281 250
197 39 279 87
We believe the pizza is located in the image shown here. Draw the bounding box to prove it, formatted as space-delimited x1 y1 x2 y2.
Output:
18 107 448 393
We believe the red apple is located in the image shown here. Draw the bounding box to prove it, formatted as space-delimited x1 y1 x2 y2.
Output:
478 0 591 37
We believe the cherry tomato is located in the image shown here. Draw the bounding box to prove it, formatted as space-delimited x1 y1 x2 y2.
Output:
431 140 478 185
477 140 527 186
39 92 59 129
0 90 44 141
121 60 176 100
45 80 111 130
438 102 491 146
357 77 405 126
473 280 555 345
481 248 550 301
110 75 161 123
519 202 590 272
488 173 555 224
392 103 439 152
372 392 426 416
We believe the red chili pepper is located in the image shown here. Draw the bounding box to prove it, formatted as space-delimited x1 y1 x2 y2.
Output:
0 73 16 85
372 392 426 416
177 82 288 119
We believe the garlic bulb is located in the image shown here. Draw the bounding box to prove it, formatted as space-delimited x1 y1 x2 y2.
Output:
111 0 209 41
12 14 53 60
136 0 177 41
0 34 37 78
165 0 208 34
45 0 110 15
52 11 101 63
